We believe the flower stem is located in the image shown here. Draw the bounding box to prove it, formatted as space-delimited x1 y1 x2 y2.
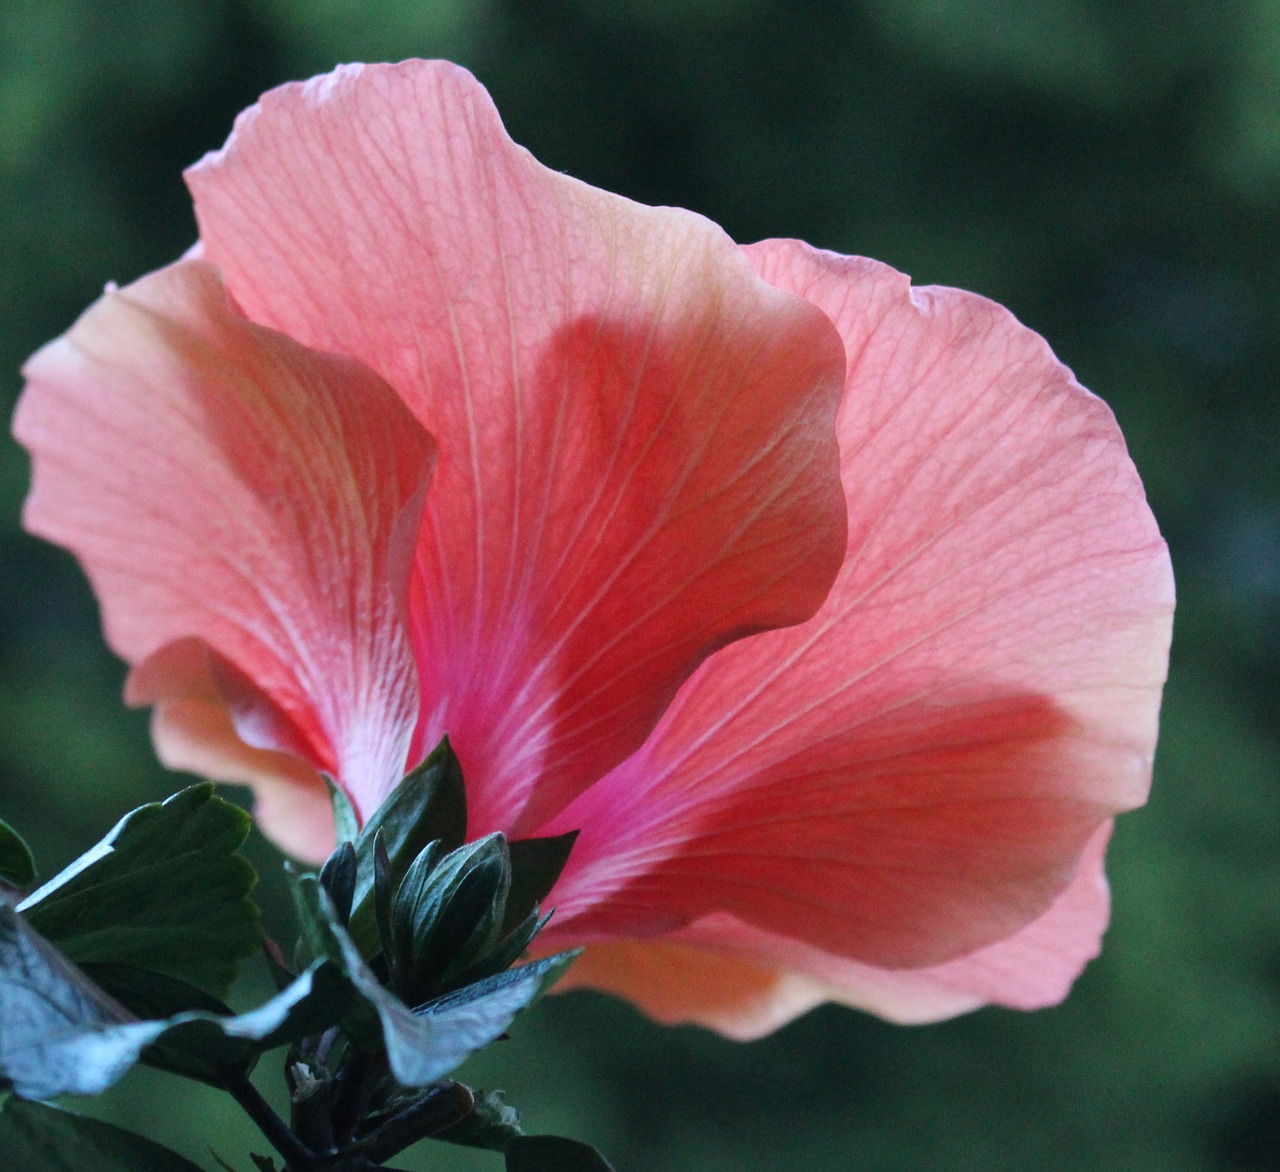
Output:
224 1067 319 1171
364 1081 476 1164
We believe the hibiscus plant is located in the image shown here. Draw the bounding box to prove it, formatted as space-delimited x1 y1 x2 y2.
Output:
2 58 1173 1172
0 742 611 1169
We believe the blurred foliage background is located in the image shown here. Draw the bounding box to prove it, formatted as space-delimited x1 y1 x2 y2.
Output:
1 1 1277 1169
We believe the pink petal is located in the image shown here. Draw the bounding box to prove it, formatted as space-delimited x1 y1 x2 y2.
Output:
541 243 1173 972
554 824 1114 1038
130 638 335 862
185 61 848 836
14 260 435 826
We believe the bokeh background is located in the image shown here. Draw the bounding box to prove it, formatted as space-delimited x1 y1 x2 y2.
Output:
1 2 1278 1169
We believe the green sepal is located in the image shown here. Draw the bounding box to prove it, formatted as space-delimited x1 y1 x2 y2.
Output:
319 841 357 927
503 831 577 937
505 1134 617 1171
418 949 580 1022
0 816 36 891
392 834 510 1000
346 738 467 954
19 786 260 998
372 831 396 965
286 866 382 1048
415 844 509 988
424 830 576 991
400 950 577 1085
388 837 445 972
325 776 360 846
461 908 550 988
0 1097 206 1172
0 902 354 1098
287 871 578 1087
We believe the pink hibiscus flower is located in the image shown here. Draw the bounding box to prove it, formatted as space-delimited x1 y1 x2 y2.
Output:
13 61 1173 1039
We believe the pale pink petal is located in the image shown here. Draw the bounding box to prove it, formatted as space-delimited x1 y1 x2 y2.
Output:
186 61 848 835
130 638 333 862
156 697 334 865
541 244 1173 972
554 823 1113 1037
14 260 435 825
552 938 784 1040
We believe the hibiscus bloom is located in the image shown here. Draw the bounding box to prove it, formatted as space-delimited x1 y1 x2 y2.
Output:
13 60 1173 1039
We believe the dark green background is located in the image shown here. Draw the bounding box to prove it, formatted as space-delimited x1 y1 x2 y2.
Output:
1 2 1277 1169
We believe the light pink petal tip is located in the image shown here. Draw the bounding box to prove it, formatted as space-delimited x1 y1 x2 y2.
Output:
186 60 849 836
14 260 436 832
556 823 1115 1037
541 242 1173 1015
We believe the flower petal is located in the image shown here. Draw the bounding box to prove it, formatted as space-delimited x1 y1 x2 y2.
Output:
14 260 435 824
555 823 1114 1037
130 638 335 862
185 61 848 834
542 244 1174 971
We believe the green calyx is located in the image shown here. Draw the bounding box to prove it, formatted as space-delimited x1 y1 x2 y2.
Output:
320 738 579 1006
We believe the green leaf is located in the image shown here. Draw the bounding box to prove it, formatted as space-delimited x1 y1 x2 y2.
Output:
287 872 572 1088
20 786 260 998
131 960 355 1084
0 817 36 890
346 739 467 954
505 1135 617 1171
76 964 232 1020
0 903 353 1098
503 831 577 936
0 901 142 1098
326 776 360 846
0 1098 206 1172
